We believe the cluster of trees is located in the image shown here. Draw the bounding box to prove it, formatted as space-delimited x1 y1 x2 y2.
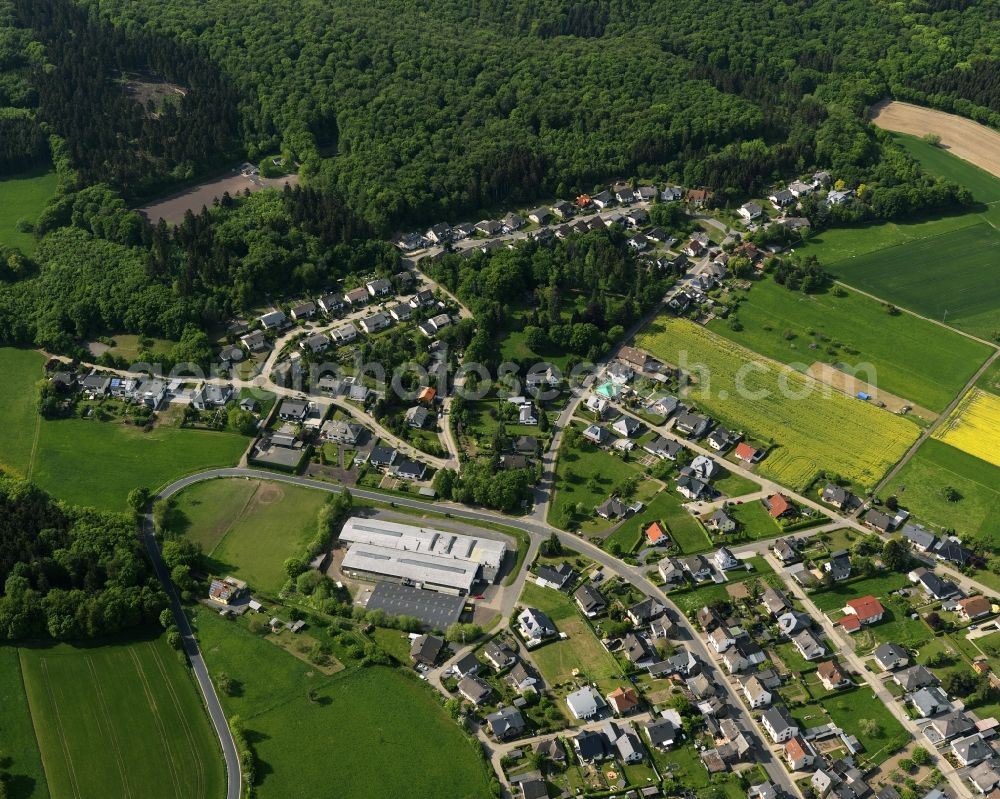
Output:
0 476 166 640
0 185 387 355
32 0 992 230
433 460 536 513
771 255 829 293
424 231 673 367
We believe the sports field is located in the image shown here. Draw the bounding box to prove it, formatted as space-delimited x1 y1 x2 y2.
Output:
637 316 919 491
933 388 1000 468
195 609 493 799
708 279 990 412
169 478 329 593
831 222 1000 341
0 647 49 799
882 438 1000 539
18 636 224 799
0 167 59 254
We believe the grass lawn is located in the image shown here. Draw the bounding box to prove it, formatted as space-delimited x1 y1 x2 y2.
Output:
726 500 781 542
0 166 59 254
194 609 493 799
602 522 643 554
713 467 760 497
18 634 224 799
848 602 933 655
518 582 627 691
549 429 643 529
653 742 745 799
0 647 49 799
627 490 712 554
808 572 911 612
669 556 776 614
790 688 909 765
101 334 178 361
707 278 991 412
168 478 329 594
372 627 416 663
637 316 919 492
32 417 248 511
881 438 1000 539
0 348 46 478
828 220 1000 341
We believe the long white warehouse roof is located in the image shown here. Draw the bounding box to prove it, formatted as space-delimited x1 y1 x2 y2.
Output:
339 516 507 572
341 543 478 593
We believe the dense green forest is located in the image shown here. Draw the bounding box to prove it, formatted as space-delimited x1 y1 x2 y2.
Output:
0 475 166 640
0 0 997 350
49 0 1000 229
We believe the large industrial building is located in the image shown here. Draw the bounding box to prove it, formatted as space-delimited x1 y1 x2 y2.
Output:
339 517 508 595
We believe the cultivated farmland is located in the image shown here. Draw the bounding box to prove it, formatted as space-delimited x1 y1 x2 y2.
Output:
637 316 918 491
933 388 1000 469
831 222 1000 341
890 132 1000 204
0 647 49 799
708 279 991 412
18 636 224 799
882 438 1000 539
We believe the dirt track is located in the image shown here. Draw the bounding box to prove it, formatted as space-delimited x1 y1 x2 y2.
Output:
806 361 937 421
139 171 300 225
870 100 1000 179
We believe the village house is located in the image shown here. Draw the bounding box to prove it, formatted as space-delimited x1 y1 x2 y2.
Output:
706 509 737 534
644 436 683 460
784 735 816 771
793 629 826 661
768 189 796 210
360 311 392 334
821 484 852 510
959 595 993 621
761 705 799 743
764 494 796 520
839 595 884 634
209 575 248 605
191 383 233 410
486 706 525 741
330 322 358 344
873 643 909 672
824 550 852 581
518 607 556 646
317 293 344 315
575 584 607 617
345 286 370 306
675 412 711 437
409 634 444 666
483 640 517 671
817 660 850 691
771 538 799 564
458 675 492 706
734 441 764 463
290 301 317 320
645 718 679 750
259 309 287 329
739 201 763 221
658 557 686 586
566 685 606 721
535 562 574 591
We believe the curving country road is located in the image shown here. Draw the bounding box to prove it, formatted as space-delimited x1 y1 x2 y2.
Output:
145 467 801 798
140 500 243 799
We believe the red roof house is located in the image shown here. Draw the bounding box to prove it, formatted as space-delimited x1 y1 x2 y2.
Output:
646 521 669 546
734 442 763 463
843 595 885 625
765 494 795 519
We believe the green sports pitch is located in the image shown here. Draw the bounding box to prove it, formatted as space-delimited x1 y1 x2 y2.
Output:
18 636 224 799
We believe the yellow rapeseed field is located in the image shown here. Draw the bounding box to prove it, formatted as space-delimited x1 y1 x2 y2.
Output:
933 388 1000 468
637 315 919 491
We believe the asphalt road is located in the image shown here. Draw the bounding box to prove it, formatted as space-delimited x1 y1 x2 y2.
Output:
141 502 242 799
149 467 799 797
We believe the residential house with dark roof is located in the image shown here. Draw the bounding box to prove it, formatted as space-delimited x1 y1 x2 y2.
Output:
574 584 607 617
873 643 909 671
761 705 799 743
486 706 526 740
909 567 961 600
